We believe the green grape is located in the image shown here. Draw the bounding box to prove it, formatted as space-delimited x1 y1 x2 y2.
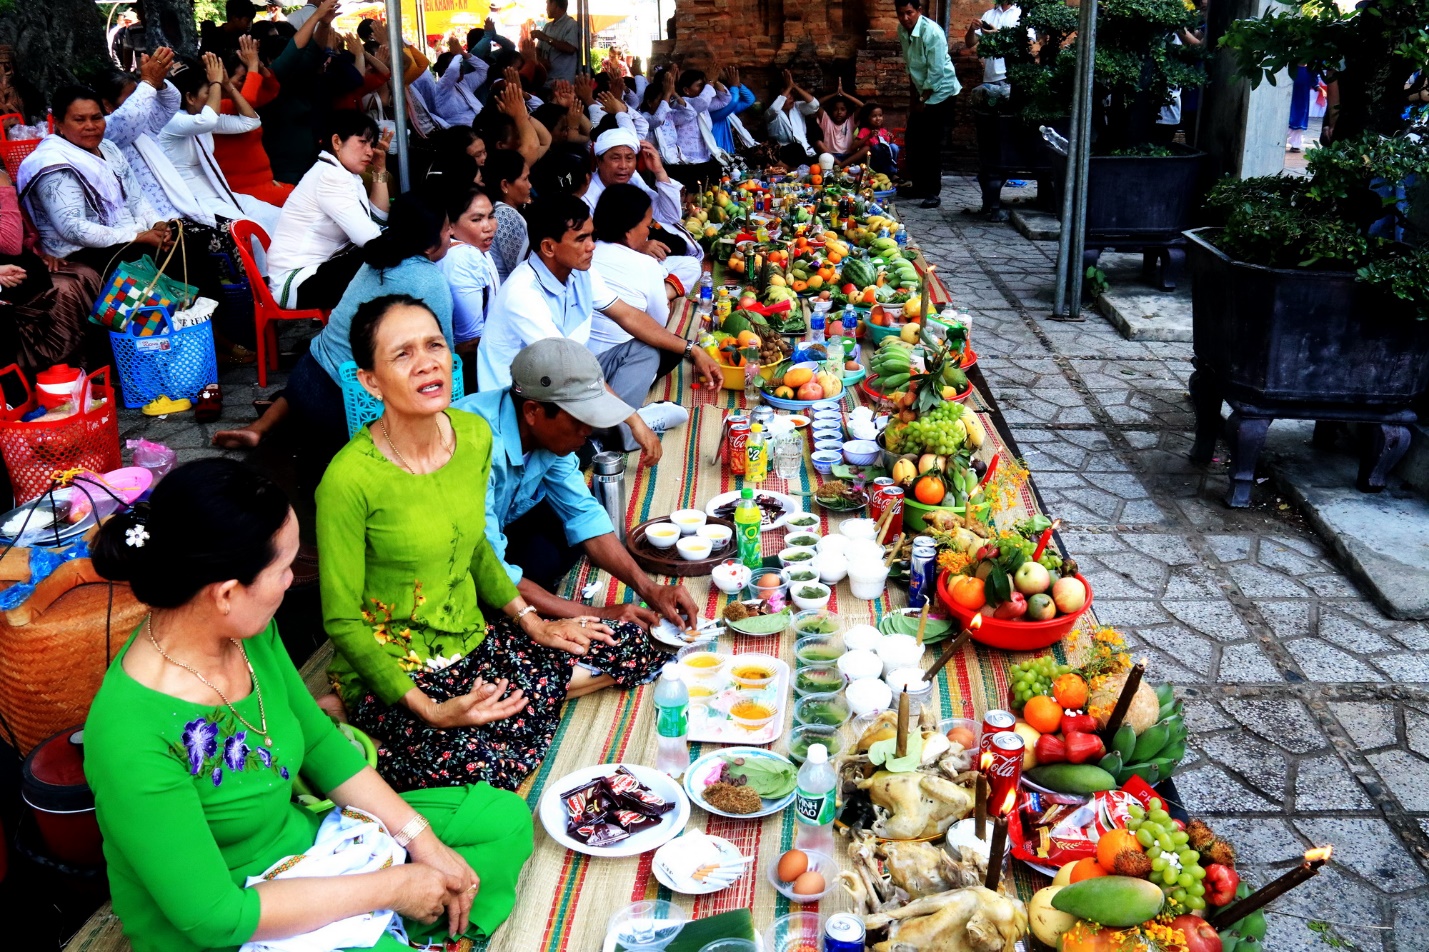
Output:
1136 829 1154 848
1186 897 1205 911
1150 857 1167 872
1170 888 1186 904
1161 869 1177 886
1147 845 1162 859
1178 850 1199 866
1148 798 1163 811
1158 835 1174 852
1127 804 1145 819
1149 809 1169 824
1190 865 1206 880
1171 831 1189 846
1189 882 1205 897
1177 874 1194 888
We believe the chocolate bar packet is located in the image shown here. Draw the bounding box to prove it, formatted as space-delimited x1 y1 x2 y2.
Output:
559 778 615 824
605 766 675 816
569 819 630 848
612 809 662 832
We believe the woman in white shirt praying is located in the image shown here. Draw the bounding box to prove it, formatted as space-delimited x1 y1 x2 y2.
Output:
589 183 681 381
159 53 282 256
265 109 392 310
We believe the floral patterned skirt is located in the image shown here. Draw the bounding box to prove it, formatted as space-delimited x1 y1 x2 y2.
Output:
350 616 669 792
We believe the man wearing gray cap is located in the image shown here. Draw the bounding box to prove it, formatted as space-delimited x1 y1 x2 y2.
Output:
454 338 700 631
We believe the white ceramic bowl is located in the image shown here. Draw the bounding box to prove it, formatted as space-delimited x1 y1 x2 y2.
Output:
846 677 894 716
790 581 832 611
778 546 818 568
840 519 878 541
842 623 883 653
785 531 821 549
669 508 708 535
781 565 821 586
697 524 734 548
711 560 752 594
810 400 841 414
783 511 820 532
812 429 842 445
837 649 884 682
645 522 681 549
814 439 843 454
676 536 714 561
810 450 841 475
813 553 847 585
842 440 881 466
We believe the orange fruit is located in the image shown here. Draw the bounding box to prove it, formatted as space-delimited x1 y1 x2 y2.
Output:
1023 695 1064 734
1095 829 1143 871
736 330 761 348
1052 673 1089 710
1069 858 1110 883
914 475 945 505
949 576 986 611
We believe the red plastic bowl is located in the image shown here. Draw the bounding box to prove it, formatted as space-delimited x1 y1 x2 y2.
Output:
936 569 1094 651
860 375 972 405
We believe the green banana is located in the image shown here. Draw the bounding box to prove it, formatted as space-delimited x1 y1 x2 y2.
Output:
1154 683 1175 707
1113 724 1137 761
880 373 910 391
1098 752 1123 774
1132 723 1170 762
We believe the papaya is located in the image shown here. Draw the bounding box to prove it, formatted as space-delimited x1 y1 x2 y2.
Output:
1026 764 1117 795
1050 875 1164 928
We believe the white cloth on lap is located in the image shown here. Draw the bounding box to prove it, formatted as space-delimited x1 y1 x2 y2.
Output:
239 806 408 952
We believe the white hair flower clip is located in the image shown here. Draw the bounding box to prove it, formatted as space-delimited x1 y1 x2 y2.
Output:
125 526 150 548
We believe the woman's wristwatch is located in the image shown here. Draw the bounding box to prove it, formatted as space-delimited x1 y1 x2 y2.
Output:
683 339 695 360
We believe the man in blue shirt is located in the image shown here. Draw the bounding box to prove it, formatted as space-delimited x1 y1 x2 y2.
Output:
455 337 700 631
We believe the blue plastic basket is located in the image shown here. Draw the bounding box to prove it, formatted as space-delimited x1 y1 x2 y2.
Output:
110 315 219 409
338 354 465 439
211 252 253 324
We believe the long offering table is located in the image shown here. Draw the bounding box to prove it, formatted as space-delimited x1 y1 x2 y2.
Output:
489 258 1095 952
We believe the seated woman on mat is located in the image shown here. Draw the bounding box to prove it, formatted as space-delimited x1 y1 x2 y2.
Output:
316 294 666 792
84 458 532 952
214 190 453 465
265 108 393 311
590 184 680 382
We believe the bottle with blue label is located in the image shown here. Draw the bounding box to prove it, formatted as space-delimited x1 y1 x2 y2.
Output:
793 744 837 855
809 310 825 349
653 664 689 777
841 305 859 361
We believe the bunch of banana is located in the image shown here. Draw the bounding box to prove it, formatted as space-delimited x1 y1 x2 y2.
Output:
1097 684 1187 785
870 338 915 393
1219 885 1267 952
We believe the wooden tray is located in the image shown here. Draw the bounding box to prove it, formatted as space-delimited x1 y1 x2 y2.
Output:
627 516 738 577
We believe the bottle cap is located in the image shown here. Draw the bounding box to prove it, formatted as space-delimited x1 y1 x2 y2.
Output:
751 423 762 432
661 662 680 680
741 488 754 498
807 744 828 764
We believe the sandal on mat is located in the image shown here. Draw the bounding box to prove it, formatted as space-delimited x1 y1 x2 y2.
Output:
141 395 192 416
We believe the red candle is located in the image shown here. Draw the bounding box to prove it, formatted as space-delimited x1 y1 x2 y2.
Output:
1031 518 1061 562
978 452 1000 488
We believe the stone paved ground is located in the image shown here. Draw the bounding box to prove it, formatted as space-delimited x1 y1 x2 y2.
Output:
105 173 1429 952
900 176 1429 952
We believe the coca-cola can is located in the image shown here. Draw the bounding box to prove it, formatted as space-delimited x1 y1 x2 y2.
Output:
720 411 749 464
979 709 1016 762
728 422 750 475
986 730 1026 813
869 485 904 544
872 476 895 490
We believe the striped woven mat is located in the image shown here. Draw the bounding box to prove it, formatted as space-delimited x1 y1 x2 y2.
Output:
486 260 1093 952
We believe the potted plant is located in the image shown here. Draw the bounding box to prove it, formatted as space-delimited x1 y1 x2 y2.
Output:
975 0 1208 283
1185 1 1429 507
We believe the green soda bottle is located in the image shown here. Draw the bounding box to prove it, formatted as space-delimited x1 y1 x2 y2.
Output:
734 488 763 571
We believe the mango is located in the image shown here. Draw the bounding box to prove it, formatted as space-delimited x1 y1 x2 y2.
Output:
1025 763 1117 795
1050 876 1164 927
784 367 814 389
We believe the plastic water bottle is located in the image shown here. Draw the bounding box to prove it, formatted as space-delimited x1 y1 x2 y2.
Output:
895 229 909 251
793 743 837 856
654 664 689 777
735 488 762 570
942 303 969 338
842 305 859 361
809 310 825 349
746 423 768 483
696 273 714 324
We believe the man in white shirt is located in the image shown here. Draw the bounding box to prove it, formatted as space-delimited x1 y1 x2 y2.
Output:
964 2 1023 104
433 42 488 127
765 69 820 168
478 195 720 458
532 0 581 83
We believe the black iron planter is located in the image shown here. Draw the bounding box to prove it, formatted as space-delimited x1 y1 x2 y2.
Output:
1186 228 1429 507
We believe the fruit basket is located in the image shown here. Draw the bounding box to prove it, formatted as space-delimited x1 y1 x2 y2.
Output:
903 496 993 532
862 375 973 407
759 359 847 409
936 570 1094 650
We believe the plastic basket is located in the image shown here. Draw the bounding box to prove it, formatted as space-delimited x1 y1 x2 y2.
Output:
338 354 465 439
0 366 122 504
109 314 219 409
211 252 253 321
0 112 51 182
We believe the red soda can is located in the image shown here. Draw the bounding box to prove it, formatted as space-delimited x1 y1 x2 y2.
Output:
728 422 750 475
872 476 895 489
979 709 1016 763
869 486 904 544
986 730 1026 813
720 411 749 464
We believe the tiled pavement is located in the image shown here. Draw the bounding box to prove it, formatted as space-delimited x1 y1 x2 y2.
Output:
900 177 1429 952
106 174 1429 951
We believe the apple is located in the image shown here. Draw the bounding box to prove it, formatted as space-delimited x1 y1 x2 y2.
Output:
1169 915 1222 952
1012 720 1040 768
796 381 824 400
1026 593 1056 620
993 592 1028 620
1014 561 1051 595
1052 576 1087 614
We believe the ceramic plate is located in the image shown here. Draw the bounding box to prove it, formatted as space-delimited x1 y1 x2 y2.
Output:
704 490 800 531
538 763 690 858
651 832 746 894
651 617 718 649
684 746 797 819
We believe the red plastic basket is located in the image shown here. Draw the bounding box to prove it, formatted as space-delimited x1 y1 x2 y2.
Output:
0 365 121 504
936 569 1094 651
0 112 52 183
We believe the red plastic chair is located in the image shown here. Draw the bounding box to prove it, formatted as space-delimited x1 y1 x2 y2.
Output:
229 219 329 387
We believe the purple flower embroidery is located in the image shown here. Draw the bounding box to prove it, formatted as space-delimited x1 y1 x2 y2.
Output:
182 718 219 776
211 766 223 787
279 767 289 780
223 730 249 771
255 746 273 768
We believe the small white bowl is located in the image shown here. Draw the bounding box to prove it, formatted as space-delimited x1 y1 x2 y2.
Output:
816 534 849 557
842 440 881 466
781 565 821 586
785 531 821 549
842 624 882 653
676 536 714 561
814 439 843 454
841 518 878 541
778 546 818 568
711 560 752 594
812 428 842 445
783 511 820 532
846 677 895 716
766 849 836 903
698 524 734 548
813 553 847 584
811 450 842 475
810 400 841 414
837 649 884 682
790 581 832 611
645 522 681 549
669 508 708 535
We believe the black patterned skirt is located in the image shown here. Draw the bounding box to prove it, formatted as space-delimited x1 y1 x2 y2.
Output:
350 616 669 792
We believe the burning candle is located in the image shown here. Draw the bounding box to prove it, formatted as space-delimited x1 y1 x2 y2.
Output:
1207 847 1333 929
982 789 1015 892
978 452 1001 488
974 774 988 839
1100 662 1146 743
895 689 910 759
1030 518 1061 562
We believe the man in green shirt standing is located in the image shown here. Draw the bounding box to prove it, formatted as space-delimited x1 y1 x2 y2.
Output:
897 0 962 208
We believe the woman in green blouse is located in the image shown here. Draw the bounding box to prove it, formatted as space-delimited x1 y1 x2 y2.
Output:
84 459 532 952
316 294 666 791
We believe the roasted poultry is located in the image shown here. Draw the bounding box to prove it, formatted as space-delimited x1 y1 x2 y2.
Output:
839 709 979 840
865 886 1028 952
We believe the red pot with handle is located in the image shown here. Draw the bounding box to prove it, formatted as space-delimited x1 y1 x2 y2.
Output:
21 726 103 866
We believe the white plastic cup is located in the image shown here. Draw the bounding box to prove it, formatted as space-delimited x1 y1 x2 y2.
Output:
847 562 891 600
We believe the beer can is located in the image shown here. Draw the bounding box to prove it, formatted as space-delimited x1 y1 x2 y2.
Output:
907 537 938 608
986 730 1026 814
728 422 750 475
979 709 1016 762
823 913 866 952
869 485 903 544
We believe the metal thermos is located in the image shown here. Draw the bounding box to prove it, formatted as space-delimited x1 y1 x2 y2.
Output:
591 451 628 542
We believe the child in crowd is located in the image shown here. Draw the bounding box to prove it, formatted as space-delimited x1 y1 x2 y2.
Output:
839 102 899 175
813 79 864 159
